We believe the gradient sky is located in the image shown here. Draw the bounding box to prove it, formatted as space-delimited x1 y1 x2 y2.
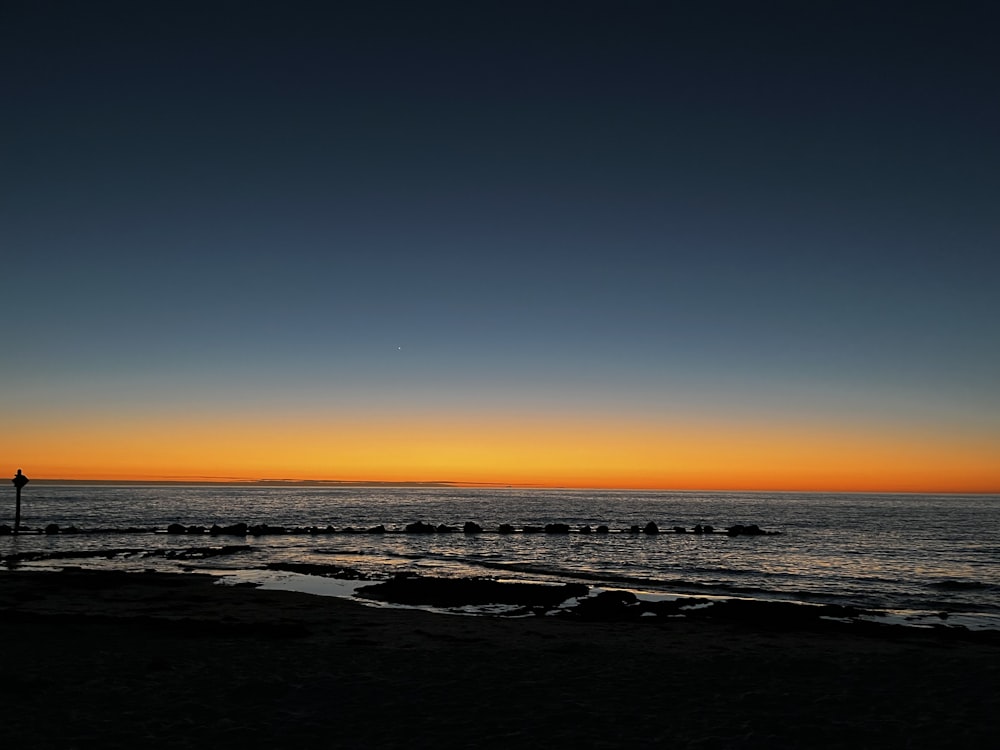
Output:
3 1 999 491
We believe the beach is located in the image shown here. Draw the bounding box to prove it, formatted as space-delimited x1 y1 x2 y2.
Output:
1 569 998 749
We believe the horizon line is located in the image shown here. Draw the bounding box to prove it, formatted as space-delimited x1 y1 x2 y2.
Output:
18 477 1000 495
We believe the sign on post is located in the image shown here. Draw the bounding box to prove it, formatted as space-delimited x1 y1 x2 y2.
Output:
12 469 28 535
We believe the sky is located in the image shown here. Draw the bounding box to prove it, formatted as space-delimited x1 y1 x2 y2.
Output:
3 1 999 491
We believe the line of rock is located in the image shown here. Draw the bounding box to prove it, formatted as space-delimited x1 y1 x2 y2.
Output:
1 521 778 537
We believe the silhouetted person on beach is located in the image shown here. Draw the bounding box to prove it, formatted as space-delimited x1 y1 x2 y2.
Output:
12 469 28 534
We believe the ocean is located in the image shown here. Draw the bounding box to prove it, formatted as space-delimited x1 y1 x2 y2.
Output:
2 484 998 629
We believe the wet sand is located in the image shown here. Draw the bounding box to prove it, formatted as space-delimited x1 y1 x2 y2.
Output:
1 569 998 749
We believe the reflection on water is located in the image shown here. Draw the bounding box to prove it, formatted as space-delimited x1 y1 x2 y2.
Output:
215 569 371 599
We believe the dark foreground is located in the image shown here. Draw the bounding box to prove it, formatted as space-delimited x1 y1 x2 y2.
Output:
1 570 998 749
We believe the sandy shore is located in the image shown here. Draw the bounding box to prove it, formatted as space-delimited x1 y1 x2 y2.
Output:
1 569 998 749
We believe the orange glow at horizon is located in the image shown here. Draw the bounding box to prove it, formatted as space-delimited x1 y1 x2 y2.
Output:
4 409 999 493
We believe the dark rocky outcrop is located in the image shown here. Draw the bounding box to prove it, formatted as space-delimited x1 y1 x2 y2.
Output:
405 521 436 534
726 524 778 537
356 575 588 608
18 518 780 539
209 523 248 536
248 524 286 535
641 598 698 617
568 590 641 621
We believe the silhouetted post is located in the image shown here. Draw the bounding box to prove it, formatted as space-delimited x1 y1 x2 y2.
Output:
12 469 28 535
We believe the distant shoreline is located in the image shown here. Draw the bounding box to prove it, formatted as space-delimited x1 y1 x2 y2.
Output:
26 478 515 488
22 478 1000 495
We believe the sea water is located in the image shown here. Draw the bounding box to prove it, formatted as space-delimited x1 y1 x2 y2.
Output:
2 485 998 628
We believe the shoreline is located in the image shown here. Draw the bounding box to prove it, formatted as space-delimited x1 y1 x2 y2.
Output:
5 536 1000 635
2 568 1000 748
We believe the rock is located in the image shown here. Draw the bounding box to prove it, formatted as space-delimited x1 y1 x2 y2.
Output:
544 523 570 534
596 525 610 534
727 524 768 536
523 525 543 533
643 522 659 534
367 524 386 534
0 524 12 535
44 524 60 535
210 523 249 536
405 521 436 534
463 521 483 533
436 524 458 533
497 523 515 534
166 523 186 534
579 525 592 534
626 525 641 534
571 590 641 621
673 526 687 534
356 576 588 608
641 598 697 617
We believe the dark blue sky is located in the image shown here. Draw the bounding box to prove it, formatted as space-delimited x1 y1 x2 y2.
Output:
4 1 999 486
